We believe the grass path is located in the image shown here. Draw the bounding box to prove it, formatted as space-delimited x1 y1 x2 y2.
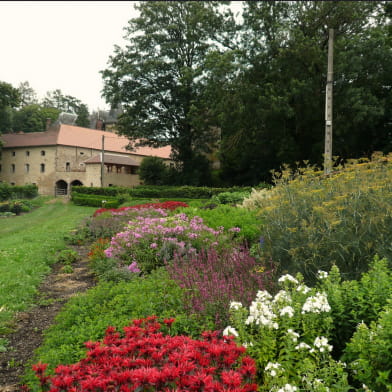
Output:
0 201 95 332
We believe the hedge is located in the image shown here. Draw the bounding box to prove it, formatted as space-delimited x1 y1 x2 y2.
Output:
71 185 265 199
71 192 121 208
0 183 38 201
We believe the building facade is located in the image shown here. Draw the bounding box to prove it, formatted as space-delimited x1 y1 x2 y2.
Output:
0 123 171 195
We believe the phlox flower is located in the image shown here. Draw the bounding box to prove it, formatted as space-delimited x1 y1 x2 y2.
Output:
279 306 294 318
313 336 333 352
265 362 282 377
277 384 298 392
317 270 329 279
295 342 311 351
286 329 300 342
223 326 239 337
301 292 331 314
278 274 298 284
230 301 243 310
296 284 311 294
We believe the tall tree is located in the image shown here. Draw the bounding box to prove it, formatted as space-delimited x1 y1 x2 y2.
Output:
210 1 389 185
17 81 38 107
101 1 232 185
13 104 60 133
43 89 90 127
0 81 20 135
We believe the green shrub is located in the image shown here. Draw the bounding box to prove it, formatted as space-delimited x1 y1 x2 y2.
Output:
0 183 38 200
179 204 262 244
71 192 121 208
243 155 392 282
211 191 251 205
318 256 392 357
139 156 168 185
23 269 214 388
55 249 78 265
344 302 392 391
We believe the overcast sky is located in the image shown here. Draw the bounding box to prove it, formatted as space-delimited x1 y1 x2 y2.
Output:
0 1 138 112
0 1 244 114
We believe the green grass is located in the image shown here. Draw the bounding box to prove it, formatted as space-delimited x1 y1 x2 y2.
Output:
0 200 95 332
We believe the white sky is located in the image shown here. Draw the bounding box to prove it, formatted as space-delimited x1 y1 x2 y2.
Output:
0 1 244 114
0 1 138 112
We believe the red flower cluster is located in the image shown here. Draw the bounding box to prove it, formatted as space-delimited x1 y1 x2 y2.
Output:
93 201 189 217
32 316 257 392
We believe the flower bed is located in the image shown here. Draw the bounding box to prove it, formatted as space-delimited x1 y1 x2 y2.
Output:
93 201 189 217
30 316 257 392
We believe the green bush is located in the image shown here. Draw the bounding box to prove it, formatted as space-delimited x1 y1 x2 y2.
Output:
211 191 251 205
71 192 121 208
71 185 258 200
179 204 262 244
138 156 168 185
0 183 38 201
0 200 32 215
23 269 214 388
344 302 392 391
318 256 392 357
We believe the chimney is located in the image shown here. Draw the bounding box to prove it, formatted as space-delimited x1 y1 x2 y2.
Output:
46 118 52 131
96 119 104 130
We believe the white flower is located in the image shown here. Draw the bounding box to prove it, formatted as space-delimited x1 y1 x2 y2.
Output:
265 362 282 377
278 274 298 284
277 384 298 392
280 306 295 318
295 342 311 351
287 329 300 342
317 270 328 279
255 290 273 301
246 297 278 329
222 326 239 337
302 292 331 313
314 336 333 352
242 341 254 348
273 290 292 304
296 284 311 294
230 301 243 310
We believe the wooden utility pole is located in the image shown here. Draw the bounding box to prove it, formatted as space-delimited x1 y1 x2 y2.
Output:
101 135 105 187
324 28 334 175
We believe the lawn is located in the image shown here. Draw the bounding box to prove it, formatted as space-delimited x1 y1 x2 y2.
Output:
0 200 95 332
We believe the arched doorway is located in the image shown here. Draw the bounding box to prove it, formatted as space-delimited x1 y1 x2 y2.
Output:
55 180 68 196
70 180 83 187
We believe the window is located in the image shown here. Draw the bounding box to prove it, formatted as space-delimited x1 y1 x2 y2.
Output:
12 151 16 156
40 163 45 173
26 151 30 156
66 162 71 172
11 164 15 173
41 150 45 156
10 182 15 186
0 164 2 173
131 166 138 175
25 163 30 173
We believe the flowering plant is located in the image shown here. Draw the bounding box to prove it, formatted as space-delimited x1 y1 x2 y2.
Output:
224 272 351 391
93 201 189 217
166 245 275 328
31 316 258 392
104 213 237 273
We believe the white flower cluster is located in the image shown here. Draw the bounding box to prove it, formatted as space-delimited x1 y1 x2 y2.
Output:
277 384 298 392
278 274 299 284
273 290 292 304
295 342 311 351
296 284 311 294
222 325 239 337
280 306 295 318
265 362 282 377
313 336 333 353
301 292 331 314
317 270 329 279
229 301 243 310
246 298 278 329
287 329 300 342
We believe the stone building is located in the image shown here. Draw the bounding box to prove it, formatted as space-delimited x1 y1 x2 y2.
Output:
0 123 171 196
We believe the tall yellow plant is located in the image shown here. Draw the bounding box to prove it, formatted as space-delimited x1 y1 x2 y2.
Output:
243 153 392 283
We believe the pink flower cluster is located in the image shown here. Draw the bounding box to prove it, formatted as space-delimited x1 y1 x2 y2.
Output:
31 316 257 392
93 201 189 217
104 214 226 264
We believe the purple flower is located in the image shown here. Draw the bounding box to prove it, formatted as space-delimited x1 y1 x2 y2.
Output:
128 261 141 273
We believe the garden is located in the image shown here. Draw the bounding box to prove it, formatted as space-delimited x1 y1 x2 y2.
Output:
2 153 392 391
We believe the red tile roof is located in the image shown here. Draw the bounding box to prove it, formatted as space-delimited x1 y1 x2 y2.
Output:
1 124 171 159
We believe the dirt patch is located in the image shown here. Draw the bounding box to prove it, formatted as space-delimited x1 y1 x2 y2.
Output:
0 245 96 391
